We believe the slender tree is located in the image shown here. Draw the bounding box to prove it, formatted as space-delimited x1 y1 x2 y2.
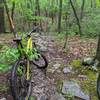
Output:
0 0 5 33
80 0 85 21
11 0 15 20
95 35 100 66
91 0 93 8
58 0 62 33
34 0 42 29
69 0 82 35
63 1 70 49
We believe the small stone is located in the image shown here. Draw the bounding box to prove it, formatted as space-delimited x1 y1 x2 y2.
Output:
40 95 47 100
53 64 61 70
78 75 88 80
48 63 61 73
82 57 94 66
40 46 48 52
63 67 72 74
0 98 6 100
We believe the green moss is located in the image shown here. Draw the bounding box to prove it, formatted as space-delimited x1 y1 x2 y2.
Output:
86 70 97 80
30 96 37 100
59 64 65 71
0 85 8 92
56 80 63 93
70 60 82 69
81 79 98 100
0 44 3 49
63 93 74 100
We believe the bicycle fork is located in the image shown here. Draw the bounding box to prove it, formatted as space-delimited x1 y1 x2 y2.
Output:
26 37 32 80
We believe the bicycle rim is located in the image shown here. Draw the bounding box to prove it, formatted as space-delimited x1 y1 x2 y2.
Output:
10 60 32 100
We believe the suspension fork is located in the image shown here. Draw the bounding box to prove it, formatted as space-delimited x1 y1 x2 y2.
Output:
26 37 33 80
26 60 30 80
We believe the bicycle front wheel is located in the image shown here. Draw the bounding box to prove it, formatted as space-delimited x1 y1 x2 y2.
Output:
97 73 100 99
10 59 32 100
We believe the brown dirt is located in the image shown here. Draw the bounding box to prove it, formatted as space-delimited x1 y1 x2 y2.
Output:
0 34 97 99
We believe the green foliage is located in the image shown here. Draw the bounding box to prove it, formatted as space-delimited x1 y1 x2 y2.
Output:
30 96 37 100
96 0 100 8
82 11 100 37
0 44 3 49
0 64 11 72
70 60 82 68
0 46 19 72
56 80 63 93
0 85 8 92
6 0 100 36
0 46 19 64
26 48 41 61
0 45 40 73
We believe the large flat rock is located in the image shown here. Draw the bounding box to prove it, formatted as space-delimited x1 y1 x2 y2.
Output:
62 81 90 100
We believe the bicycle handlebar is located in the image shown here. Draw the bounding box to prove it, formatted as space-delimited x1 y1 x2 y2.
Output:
27 25 40 37
13 25 40 42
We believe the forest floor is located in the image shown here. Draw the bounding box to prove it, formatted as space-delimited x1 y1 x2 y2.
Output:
0 33 99 100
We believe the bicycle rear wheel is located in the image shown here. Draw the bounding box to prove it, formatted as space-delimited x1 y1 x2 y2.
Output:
32 52 48 69
10 59 32 100
97 73 100 99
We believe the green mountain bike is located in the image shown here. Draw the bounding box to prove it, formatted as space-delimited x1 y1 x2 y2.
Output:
3 1 48 99
10 26 48 100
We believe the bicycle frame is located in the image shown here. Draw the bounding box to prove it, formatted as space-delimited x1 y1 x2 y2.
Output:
16 36 33 81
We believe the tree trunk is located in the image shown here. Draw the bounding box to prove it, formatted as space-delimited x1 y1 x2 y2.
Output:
58 0 62 33
69 0 82 35
80 0 85 21
63 1 70 49
11 1 15 21
91 0 93 8
34 0 42 30
96 35 100 64
0 0 5 33
3 0 15 36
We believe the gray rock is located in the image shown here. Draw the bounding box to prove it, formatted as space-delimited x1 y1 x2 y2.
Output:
62 81 90 100
0 98 6 100
50 93 65 100
92 60 99 71
40 95 47 100
63 67 72 74
82 57 94 65
48 63 61 73
40 46 48 52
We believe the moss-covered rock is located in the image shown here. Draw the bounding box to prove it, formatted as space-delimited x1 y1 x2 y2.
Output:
70 60 82 69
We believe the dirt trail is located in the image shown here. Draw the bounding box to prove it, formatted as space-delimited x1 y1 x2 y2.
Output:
0 34 98 100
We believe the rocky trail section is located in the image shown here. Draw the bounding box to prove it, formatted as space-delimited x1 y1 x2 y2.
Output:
0 34 98 100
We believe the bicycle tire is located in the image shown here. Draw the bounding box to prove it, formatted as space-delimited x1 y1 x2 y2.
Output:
32 52 48 69
10 59 32 100
97 73 100 100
